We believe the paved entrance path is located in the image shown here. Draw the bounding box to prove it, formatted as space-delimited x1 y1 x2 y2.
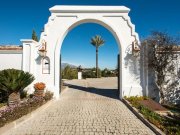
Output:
4 78 155 135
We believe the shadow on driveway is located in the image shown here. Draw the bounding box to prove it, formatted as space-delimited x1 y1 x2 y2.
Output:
64 83 119 99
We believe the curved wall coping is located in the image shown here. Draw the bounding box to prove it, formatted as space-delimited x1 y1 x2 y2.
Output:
50 5 130 13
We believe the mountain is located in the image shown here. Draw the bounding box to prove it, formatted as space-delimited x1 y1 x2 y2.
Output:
61 63 77 69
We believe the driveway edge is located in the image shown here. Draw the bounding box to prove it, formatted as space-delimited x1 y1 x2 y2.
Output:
122 99 165 135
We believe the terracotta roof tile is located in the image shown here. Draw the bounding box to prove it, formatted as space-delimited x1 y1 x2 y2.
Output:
0 46 22 50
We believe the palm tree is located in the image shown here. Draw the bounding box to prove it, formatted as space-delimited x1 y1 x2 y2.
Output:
90 35 105 78
0 69 35 105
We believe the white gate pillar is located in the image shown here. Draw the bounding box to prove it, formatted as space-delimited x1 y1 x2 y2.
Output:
21 40 38 74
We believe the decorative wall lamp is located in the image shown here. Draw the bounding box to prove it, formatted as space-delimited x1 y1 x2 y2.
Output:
132 41 140 57
38 40 47 57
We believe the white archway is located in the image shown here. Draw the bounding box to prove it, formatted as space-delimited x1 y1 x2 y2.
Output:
21 6 143 99
55 19 122 98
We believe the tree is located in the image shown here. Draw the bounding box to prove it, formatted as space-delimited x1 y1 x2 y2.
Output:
0 69 35 105
62 66 77 80
90 35 105 78
32 30 38 42
82 68 101 79
142 31 180 104
101 68 116 77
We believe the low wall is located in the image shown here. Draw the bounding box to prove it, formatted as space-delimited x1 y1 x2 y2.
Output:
0 46 23 71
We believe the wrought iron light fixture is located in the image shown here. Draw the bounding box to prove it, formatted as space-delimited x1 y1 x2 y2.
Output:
38 40 47 57
132 41 140 57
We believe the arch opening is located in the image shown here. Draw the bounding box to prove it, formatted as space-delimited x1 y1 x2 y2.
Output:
54 19 122 99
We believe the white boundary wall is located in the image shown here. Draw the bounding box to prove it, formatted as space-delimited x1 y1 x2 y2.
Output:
0 50 23 70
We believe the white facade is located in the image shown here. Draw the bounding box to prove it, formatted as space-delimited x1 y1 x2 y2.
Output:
7 5 143 99
0 49 23 71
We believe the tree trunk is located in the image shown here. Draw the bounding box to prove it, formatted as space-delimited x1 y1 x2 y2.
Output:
8 92 20 106
159 87 165 104
96 47 98 78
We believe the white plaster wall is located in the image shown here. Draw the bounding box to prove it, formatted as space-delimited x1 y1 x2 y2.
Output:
0 51 23 70
22 6 143 99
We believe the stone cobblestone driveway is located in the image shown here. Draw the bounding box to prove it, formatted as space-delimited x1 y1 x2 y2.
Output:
3 78 155 135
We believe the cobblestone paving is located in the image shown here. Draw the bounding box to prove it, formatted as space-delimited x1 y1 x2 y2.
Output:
4 78 155 135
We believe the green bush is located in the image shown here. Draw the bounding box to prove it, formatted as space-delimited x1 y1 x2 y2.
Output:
0 97 44 127
101 68 117 77
0 92 53 128
0 69 35 95
0 103 6 108
20 91 28 99
44 91 53 101
62 66 77 80
82 68 101 79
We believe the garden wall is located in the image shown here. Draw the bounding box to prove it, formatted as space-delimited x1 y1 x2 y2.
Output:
0 46 23 71
141 45 180 104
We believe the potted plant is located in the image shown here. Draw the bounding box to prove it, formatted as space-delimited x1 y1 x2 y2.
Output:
34 82 46 97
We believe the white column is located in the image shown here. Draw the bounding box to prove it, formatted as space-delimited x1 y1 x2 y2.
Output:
78 72 82 80
22 43 31 72
21 39 38 73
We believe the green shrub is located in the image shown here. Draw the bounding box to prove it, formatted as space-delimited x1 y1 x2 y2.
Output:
44 91 53 101
101 68 117 77
0 91 8 102
82 68 101 79
126 96 180 135
29 94 34 98
126 96 148 108
62 66 77 80
0 96 44 127
0 103 6 108
0 69 35 96
20 91 28 99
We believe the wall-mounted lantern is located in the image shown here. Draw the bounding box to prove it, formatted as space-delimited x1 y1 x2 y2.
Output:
132 41 140 57
38 40 47 57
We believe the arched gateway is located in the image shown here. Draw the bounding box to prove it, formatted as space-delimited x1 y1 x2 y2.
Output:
21 6 143 99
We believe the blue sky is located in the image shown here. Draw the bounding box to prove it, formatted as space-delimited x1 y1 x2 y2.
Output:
0 0 180 69
61 23 119 69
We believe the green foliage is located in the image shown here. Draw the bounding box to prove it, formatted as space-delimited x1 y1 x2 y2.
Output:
139 105 163 123
0 91 8 102
0 91 53 127
126 96 180 135
62 66 77 80
82 68 101 79
20 91 28 99
142 31 180 103
0 69 35 96
0 97 44 127
90 35 105 78
0 103 6 108
126 96 148 108
44 91 54 101
32 30 38 42
101 68 117 77
90 35 105 48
